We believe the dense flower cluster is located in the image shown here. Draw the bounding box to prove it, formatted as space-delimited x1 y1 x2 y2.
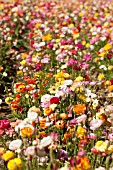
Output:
0 0 113 169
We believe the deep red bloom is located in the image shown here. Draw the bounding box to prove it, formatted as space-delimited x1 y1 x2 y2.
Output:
50 97 60 104
110 78 113 85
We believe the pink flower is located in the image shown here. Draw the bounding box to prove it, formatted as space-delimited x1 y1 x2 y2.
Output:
41 58 50 63
77 150 86 157
75 114 87 123
67 58 76 66
24 146 35 156
88 133 97 139
83 54 91 62
90 119 103 131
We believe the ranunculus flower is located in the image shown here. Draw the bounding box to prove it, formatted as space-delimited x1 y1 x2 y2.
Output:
58 149 68 161
75 114 87 123
9 139 22 151
77 150 86 157
0 119 10 130
83 54 91 61
50 97 60 104
40 136 53 147
24 146 35 156
27 111 38 123
90 119 103 131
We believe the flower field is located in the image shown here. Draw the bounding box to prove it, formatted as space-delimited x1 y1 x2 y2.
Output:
0 0 113 169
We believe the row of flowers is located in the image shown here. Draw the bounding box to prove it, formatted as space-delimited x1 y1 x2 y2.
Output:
0 0 113 170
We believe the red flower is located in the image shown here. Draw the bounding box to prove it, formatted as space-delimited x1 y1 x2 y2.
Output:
50 97 60 104
110 78 113 85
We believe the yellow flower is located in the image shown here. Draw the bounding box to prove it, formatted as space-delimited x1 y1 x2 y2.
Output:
98 74 105 80
76 126 86 139
95 141 108 152
17 71 23 75
79 12 83 17
56 39 60 43
104 43 112 51
79 94 86 102
20 60 26 65
3 151 14 162
68 24 74 28
5 97 13 105
46 34 52 41
75 76 84 82
76 87 83 93
106 145 113 154
98 51 107 57
85 43 90 48
7 158 22 170
82 41 86 45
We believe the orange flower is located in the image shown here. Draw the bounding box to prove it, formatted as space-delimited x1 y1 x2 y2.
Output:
46 73 53 78
55 120 65 129
108 85 113 92
21 127 34 138
17 84 26 93
39 118 46 124
39 131 47 138
75 156 91 170
44 108 52 116
73 104 86 115
60 113 68 120
0 66 3 71
63 129 73 143
39 119 48 129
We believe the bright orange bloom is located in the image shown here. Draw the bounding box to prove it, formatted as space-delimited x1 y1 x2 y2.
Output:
0 66 3 71
73 104 86 115
108 85 113 92
21 127 34 138
75 156 91 170
55 120 65 129
44 108 52 116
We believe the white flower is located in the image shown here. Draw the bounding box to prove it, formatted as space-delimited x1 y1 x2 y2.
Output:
27 111 38 123
0 99 2 105
41 94 52 103
63 79 73 86
3 72 7 77
9 139 22 151
40 136 53 147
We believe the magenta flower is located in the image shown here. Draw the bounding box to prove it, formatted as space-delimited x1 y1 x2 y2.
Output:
83 54 91 61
